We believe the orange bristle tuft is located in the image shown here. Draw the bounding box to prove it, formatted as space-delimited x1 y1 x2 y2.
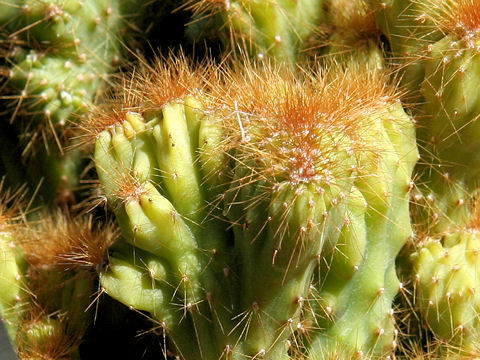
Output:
213 61 400 187
423 0 480 38
132 53 213 111
18 211 119 271
79 80 142 146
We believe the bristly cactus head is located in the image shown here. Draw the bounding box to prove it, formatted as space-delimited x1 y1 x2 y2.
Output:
88 55 419 359
214 63 365 359
184 0 325 64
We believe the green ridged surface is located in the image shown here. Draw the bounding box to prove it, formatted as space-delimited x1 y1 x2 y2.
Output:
0 0 147 205
304 101 418 358
96 103 234 360
412 229 480 355
0 231 24 341
187 0 325 64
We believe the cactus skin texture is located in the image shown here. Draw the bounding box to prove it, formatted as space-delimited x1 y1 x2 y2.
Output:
378 1 480 355
0 0 147 206
0 222 24 341
412 229 480 356
89 57 419 359
185 0 325 64
302 91 418 359
321 0 385 69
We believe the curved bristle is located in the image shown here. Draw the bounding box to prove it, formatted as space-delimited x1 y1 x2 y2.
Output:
18 211 119 271
214 62 400 185
428 0 480 37
132 53 213 111
80 81 142 145
17 307 80 360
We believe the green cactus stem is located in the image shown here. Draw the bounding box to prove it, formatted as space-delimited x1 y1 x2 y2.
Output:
375 0 444 97
92 67 235 357
0 219 24 341
185 0 325 64
320 0 385 69
89 56 420 359
0 184 26 342
0 0 153 206
302 83 418 359
412 223 480 356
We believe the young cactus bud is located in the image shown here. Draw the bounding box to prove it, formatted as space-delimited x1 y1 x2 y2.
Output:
17 310 81 360
412 228 480 356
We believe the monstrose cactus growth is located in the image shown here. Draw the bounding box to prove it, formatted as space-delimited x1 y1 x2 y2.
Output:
2 0 480 359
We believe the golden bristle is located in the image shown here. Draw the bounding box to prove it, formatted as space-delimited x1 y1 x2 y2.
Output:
422 0 480 37
17 307 80 360
18 211 119 271
109 170 150 205
79 80 142 146
181 0 229 20
0 179 26 232
131 53 213 112
213 61 400 186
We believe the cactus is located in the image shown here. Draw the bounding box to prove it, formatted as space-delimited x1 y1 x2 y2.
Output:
85 54 420 359
378 0 480 354
2 0 480 358
412 227 480 356
185 0 326 64
376 0 443 96
319 0 385 69
378 0 480 166
297 72 418 359
0 0 152 206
